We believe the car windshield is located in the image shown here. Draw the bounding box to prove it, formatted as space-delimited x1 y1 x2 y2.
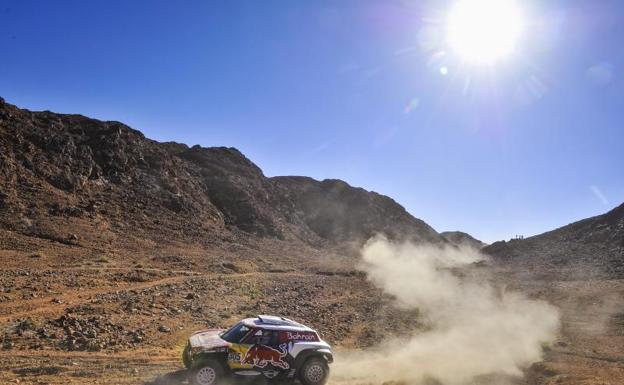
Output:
219 322 251 343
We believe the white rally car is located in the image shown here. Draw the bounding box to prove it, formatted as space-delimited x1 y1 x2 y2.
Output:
182 315 333 385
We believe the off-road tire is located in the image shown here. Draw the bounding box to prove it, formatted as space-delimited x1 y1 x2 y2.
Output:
190 359 224 385
298 357 329 385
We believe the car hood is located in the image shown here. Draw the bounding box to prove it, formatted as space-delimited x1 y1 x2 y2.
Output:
188 329 230 350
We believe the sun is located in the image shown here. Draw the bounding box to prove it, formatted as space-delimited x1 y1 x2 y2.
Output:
446 0 524 65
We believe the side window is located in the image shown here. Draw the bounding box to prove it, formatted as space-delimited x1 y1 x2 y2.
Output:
221 323 252 343
247 329 277 345
267 330 280 346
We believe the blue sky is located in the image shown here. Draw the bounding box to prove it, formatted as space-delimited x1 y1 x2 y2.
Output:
1 0 622 242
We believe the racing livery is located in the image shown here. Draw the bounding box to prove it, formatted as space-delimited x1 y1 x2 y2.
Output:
242 343 290 369
182 315 333 385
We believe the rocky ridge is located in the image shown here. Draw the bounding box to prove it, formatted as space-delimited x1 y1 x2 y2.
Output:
0 97 444 254
440 231 487 249
484 203 624 278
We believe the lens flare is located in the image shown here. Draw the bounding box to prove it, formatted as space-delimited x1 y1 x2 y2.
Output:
446 0 524 64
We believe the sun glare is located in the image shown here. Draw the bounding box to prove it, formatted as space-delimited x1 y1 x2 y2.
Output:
446 0 524 65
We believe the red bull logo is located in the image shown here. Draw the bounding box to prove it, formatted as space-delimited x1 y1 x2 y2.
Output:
242 344 290 369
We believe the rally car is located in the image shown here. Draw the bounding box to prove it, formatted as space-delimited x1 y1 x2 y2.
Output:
182 315 333 385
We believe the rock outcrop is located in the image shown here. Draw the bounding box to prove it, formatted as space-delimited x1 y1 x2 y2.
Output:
484 203 624 278
0 98 446 252
440 231 487 249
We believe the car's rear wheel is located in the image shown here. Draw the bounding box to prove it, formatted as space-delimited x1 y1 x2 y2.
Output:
190 359 224 385
298 357 329 385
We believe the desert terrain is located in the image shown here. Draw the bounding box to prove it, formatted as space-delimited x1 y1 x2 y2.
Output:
1 98 623 384
1 237 623 385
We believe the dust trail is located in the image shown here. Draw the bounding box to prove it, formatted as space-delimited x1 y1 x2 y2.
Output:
332 236 560 385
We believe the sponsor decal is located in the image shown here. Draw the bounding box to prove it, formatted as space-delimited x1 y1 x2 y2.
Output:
242 344 290 370
228 351 241 362
288 331 317 341
279 331 319 342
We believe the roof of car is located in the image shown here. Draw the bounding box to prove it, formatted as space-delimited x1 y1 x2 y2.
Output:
241 315 316 332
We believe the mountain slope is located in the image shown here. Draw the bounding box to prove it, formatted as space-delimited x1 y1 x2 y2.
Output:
272 176 441 244
0 97 445 253
484 203 624 278
440 231 487 249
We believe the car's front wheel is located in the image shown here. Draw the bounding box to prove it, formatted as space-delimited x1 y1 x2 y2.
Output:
190 359 224 385
298 357 329 385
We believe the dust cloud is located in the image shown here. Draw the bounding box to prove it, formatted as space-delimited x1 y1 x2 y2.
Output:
332 236 560 385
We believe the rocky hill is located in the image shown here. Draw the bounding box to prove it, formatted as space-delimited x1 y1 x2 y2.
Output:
484 203 624 278
440 231 487 249
0 97 444 256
